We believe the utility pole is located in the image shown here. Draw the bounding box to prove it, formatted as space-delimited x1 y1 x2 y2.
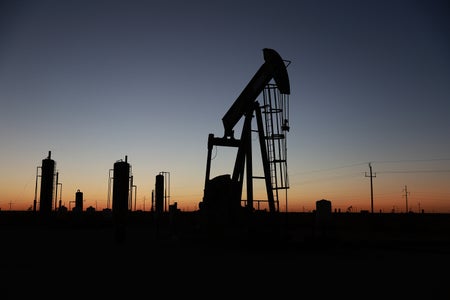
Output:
365 162 376 213
403 185 410 213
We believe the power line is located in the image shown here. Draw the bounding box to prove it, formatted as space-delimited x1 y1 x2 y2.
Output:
373 158 450 164
292 162 368 175
378 170 450 174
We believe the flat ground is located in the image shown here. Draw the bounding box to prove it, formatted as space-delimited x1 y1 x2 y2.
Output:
1 211 449 299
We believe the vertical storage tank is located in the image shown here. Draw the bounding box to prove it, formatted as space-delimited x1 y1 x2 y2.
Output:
155 174 164 213
112 156 130 215
315 199 332 231
39 151 55 215
75 189 83 212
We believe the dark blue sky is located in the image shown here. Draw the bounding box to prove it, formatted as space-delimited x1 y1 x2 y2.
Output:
1 0 449 212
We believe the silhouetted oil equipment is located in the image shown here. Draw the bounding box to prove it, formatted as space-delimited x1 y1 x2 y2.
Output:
56 176 62 211
154 171 170 213
33 166 41 212
200 48 291 223
39 151 56 216
112 156 132 216
315 199 333 238
154 174 164 213
316 199 332 222
111 156 132 242
74 189 83 212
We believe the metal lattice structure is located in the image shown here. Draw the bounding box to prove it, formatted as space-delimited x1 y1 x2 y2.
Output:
261 83 290 212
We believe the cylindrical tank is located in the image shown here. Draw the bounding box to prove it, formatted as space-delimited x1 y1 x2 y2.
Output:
39 151 55 215
155 174 164 213
315 198 332 226
112 157 130 215
316 199 332 214
75 189 83 211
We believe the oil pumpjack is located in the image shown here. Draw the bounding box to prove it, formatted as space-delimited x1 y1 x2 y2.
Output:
200 48 291 228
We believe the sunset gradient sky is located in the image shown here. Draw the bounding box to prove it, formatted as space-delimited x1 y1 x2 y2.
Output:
1 0 449 213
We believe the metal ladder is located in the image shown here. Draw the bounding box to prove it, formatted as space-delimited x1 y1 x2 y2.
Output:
261 84 290 212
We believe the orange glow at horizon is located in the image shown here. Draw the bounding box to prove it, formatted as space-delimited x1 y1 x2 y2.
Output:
2 169 449 213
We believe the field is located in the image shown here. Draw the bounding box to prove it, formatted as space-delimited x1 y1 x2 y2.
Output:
1 210 449 299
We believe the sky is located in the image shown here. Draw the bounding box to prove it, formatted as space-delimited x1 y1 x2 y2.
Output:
1 0 449 213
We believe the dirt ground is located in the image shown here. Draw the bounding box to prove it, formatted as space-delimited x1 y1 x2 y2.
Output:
1 211 449 299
